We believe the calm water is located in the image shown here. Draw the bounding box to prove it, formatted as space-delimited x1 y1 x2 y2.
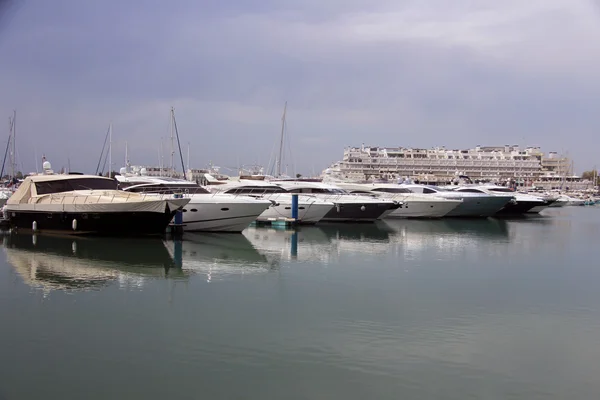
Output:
1 207 600 399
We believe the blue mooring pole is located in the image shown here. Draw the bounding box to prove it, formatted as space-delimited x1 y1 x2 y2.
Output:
174 239 183 268
291 193 299 221
174 193 183 225
174 209 183 225
291 231 298 258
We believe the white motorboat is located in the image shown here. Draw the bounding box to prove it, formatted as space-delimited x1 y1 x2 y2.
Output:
116 174 272 233
273 181 401 222
207 180 335 224
401 184 512 217
331 182 462 218
458 185 548 215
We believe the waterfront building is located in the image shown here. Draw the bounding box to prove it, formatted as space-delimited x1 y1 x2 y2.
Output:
323 144 583 188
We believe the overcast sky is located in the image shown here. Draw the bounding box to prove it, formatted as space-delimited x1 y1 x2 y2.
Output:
1 0 600 176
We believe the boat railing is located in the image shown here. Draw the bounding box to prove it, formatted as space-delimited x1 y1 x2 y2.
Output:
42 191 184 204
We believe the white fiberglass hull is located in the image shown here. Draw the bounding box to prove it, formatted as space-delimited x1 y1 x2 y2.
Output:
386 199 461 218
181 194 272 232
256 194 334 224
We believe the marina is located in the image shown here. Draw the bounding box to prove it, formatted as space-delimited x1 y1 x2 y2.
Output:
1 207 600 399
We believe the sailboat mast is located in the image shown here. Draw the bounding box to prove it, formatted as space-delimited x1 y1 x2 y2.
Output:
187 142 190 174
277 101 287 177
108 123 112 178
170 107 175 177
11 110 16 180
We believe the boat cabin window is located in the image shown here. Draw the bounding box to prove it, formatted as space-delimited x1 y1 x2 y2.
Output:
123 184 210 194
35 178 118 195
286 188 347 194
457 188 484 193
488 187 514 193
225 186 287 194
372 188 412 194
422 188 437 194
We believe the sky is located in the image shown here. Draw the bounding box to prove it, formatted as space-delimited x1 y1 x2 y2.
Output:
1 0 600 176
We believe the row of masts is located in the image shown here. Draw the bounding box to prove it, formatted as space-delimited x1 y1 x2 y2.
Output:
98 107 189 178
4 103 291 181
1 110 18 182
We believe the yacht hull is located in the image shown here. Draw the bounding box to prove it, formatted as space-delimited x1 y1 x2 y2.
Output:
386 200 461 218
321 202 395 222
445 196 511 217
258 201 334 224
181 201 271 232
6 209 177 236
495 201 540 216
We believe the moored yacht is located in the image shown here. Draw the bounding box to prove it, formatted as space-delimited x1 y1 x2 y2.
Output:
401 184 512 217
207 180 335 224
3 162 189 235
457 185 548 215
115 173 273 233
273 181 400 222
331 182 462 218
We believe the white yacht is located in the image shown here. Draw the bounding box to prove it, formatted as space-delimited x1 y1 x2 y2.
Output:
330 182 462 218
0 188 12 208
272 181 400 222
115 174 273 233
400 184 513 217
207 180 335 224
3 162 189 235
454 185 548 215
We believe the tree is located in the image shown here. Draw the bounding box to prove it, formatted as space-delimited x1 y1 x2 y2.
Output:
296 173 302 178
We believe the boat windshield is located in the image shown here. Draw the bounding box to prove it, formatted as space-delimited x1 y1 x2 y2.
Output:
372 188 412 194
487 187 514 193
35 177 118 195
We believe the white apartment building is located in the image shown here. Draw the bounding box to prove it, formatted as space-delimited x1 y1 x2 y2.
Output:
325 144 573 184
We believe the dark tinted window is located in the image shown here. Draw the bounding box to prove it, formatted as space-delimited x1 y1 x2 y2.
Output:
372 188 412 193
457 189 484 193
423 188 437 194
124 184 210 194
35 178 117 194
225 186 286 194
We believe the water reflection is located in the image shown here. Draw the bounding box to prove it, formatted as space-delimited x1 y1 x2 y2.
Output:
163 233 276 282
243 218 512 264
2 234 185 293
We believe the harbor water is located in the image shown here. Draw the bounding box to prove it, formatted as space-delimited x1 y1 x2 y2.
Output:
1 207 600 399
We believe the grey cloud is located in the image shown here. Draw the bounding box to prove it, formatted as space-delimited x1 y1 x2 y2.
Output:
1 0 599 174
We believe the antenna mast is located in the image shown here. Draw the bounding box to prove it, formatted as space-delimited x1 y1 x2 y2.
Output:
277 101 287 177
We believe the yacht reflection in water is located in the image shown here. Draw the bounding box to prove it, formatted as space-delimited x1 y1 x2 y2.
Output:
2 234 186 293
244 218 511 263
243 222 399 263
162 233 276 282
